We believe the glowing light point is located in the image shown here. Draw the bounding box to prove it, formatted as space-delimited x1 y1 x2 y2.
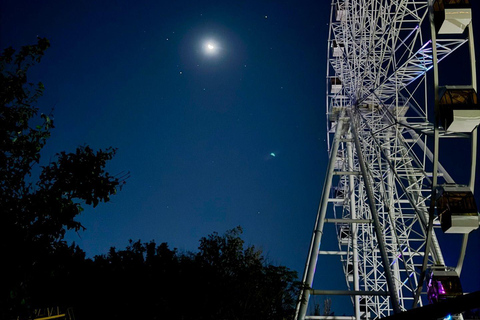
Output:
270 153 276 157
203 40 220 56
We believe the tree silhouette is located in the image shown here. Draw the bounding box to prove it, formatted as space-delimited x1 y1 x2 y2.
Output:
1 38 125 318
193 226 299 320
78 227 300 320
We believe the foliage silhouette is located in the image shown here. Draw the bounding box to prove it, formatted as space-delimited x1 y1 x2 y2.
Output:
35 228 300 320
1 39 125 318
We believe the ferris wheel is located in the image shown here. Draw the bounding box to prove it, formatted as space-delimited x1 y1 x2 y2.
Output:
296 1 479 319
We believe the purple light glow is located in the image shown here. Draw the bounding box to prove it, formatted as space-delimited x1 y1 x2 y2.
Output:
437 281 447 295
427 279 439 303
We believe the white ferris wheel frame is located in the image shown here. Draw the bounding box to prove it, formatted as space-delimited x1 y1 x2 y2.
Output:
295 0 478 319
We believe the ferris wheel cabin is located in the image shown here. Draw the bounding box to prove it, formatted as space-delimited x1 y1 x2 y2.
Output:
338 224 350 245
330 77 343 94
426 266 463 304
433 0 472 34
436 184 480 233
331 40 345 57
438 87 480 132
336 3 346 22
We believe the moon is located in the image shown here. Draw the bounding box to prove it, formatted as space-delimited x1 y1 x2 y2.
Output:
203 40 220 56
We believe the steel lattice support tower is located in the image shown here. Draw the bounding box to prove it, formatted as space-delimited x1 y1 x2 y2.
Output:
296 1 479 319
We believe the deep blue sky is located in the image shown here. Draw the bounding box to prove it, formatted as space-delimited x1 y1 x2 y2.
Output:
1 0 479 315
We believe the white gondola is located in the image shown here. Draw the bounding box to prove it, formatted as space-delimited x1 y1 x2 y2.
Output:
329 121 337 133
331 77 342 94
346 262 354 282
426 266 463 304
329 95 348 122
434 0 472 34
331 40 344 57
438 87 480 132
339 224 350 245
336 3 346 22
436 184 480 233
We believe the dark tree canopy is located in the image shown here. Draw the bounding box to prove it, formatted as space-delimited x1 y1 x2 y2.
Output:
1 39 125 318
193 226 299 320
22 228 299 320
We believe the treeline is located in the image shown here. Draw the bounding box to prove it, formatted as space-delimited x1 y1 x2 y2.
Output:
9 227 299 320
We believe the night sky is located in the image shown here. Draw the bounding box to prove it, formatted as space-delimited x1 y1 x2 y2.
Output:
1 0 479 314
